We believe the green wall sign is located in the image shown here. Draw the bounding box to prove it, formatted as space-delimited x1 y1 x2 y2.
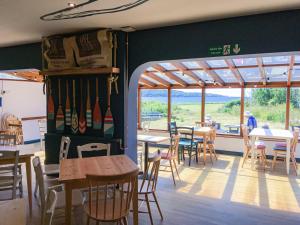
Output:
208 44 240 56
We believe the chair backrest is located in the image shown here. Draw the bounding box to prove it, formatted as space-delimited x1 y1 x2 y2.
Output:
59 136 71 161
140 155 161 193
0 150 19 199
176 126 194 147
0 134 16 146
142 120 151 132
209 128 217 143
42 189 57 225
241 124 251 150
195 121 211 128
167 135 180 158
291 128 299 155
32 156 46 210
168 122 177 137
77 143 111 158
86 169 138 222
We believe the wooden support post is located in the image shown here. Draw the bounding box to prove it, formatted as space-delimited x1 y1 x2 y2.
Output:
240 87 245 135
286 87 291 129
137 88 141 129
168 88 171 126
201 87 205 122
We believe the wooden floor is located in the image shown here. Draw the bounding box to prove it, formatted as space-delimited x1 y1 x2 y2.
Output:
1 144 300 225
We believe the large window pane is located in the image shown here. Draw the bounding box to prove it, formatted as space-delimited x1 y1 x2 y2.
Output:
141 89 168 130
245 88 286 129
171 89 201 126
290 88 300 129
205 88 241 134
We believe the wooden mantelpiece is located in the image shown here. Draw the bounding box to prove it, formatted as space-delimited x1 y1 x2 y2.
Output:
40 67 119 76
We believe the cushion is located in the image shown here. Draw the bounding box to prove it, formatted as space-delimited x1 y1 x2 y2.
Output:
160 152 173 160
255 141 266 149
274 142 286 148
273 146 287 151
193 137 204 143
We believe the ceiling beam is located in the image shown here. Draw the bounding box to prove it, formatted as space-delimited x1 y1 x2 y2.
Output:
257 57 267 85
225 59 244 86
152 64 187 87
145 72 171 88
196 61 225 86
170 62 204 86
139 77 156 88
287 55 295 86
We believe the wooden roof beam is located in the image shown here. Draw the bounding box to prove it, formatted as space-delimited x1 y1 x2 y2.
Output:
152 64 187 87
287 55 295 86
170 62 204 86
257 57 267 85
146 72 171 88
196 61 225 86
225 59 244 86
139 77 156 88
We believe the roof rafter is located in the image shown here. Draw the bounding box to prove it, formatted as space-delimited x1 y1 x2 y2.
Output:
152 64 187 87
196 61 225 86
146 72 171 88
225 59 244 86
139 77 156 88
257 57 267 85
287 55 295 86
170 62 204 86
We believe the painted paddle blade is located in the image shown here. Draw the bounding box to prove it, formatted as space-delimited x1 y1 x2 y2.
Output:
93 101 102 130
104 107 114 138
71 80 78 134
47 95 55 120
56 79 65 133
65 81 71 126
79 79 86 134
86 80 92 127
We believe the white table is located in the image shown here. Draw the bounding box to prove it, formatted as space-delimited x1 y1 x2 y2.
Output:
137 135 169 172
0 199 26 225
249 128 293 174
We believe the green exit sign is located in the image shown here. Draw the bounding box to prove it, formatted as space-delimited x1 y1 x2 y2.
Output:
208 44 240 56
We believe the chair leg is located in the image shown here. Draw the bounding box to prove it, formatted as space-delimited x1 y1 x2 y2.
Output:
152 192 163 220
19 180 23 198
145 194 154 225
272 152 277 171
209 147 213 164
242 149 250 168
291 156 298 175
188 149 192 166
169 160 176 186
86 216 90 225
173 159 181 181
123 217 128 225
212 146 218 160
34 182 38 198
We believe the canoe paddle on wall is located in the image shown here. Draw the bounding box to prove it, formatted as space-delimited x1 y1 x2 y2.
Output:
86 80 92 128
104 74 114 138
47 79 54 120
65 80 71 126
55 79 64 132
79 79 87 134
71 80 78 134
93 78 102 130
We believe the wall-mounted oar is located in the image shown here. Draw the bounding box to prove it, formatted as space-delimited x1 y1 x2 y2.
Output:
65 81 71 126
104 74 114 138
47 80 55 120
55 79 64 132
79 79 87 134
71 80 78 134
86 80 92 128
93 78 102 130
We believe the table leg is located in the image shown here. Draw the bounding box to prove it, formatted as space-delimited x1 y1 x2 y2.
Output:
25 157 32 215
144 142 149 173
65 183 72 225
133 176 138 225
286 138 290 175
203 136 206 164
250 136 256 170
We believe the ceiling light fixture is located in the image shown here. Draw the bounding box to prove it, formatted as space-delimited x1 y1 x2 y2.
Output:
40 0 149 21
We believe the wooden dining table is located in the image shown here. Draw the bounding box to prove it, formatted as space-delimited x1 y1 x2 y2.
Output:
59 155 139 225
0 145 33 214
0 198 26 225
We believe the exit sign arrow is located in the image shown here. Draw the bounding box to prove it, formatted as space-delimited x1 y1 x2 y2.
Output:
233 44 240 54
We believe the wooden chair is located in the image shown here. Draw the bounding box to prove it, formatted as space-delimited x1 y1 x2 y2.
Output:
42 189 57 225
177 126 198 166
83 168 139 225
241 124 267 169
168 122 177 137
32 156 83 224
160 135 180 185
77 143 111 158
0 150 23 199
199 128 218 164
0 134 16 146
138 155 162 225
38 119 47 151
272 128 299 175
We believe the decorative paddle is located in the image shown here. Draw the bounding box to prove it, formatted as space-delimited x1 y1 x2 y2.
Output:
65 80 71 126
104 74 114 138
71 80 78 134
93 78 102 130
55 79 64 132
47 80 55 120
86 80 92 127
79 79 87 134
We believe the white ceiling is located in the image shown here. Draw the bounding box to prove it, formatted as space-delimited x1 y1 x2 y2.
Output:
0 0 300 47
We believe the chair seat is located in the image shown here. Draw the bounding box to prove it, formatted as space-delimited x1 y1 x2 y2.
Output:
274 142 287 148
55 189 83 208
193 137 204 143
44 164 60 175
0 175 22 188
273 146 287 151
179 140 197 147
255 141 266 149
160 152 175 160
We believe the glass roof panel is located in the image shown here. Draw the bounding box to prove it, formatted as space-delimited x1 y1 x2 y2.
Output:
172 71 195 84
265 66 288 82
159 63 177 70
140 74 160 85
153 72 176 84
262 56 291 65
193 70 214 83
292 65 300 81
206 60 227 68
233 58 257 66
295 55 300 64
215 69 238 83
181 61 200 69
238 68 261 82
146 67 156 72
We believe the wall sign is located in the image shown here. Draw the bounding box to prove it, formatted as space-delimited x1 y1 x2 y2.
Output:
208 44 240 56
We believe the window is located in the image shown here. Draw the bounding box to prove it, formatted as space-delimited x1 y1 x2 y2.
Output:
245 88 286 129
140 89 168 130
171 89 201 126
290 88 300 129
205 88 241 134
